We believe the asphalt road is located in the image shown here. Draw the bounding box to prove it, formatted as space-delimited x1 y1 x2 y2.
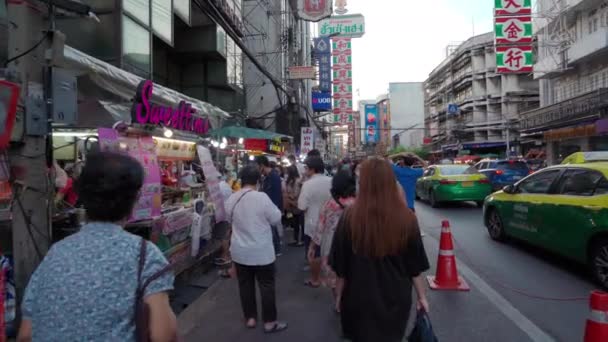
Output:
415 199 595 342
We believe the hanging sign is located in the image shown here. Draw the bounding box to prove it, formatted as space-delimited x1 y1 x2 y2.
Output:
301 127 314 155
496 46 533 73
495 16 532 44
495 0 532 16
131 80 212 135
197 146 227 222
297 0 332 22
319 14 365 38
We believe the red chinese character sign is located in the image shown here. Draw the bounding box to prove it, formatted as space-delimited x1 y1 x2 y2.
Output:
495 16 532 44
332 37 353 124
494 0 532 16
496 46 533 73
297 0 333 22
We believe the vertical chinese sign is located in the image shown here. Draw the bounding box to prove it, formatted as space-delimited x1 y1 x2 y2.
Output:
314 37 332 94
301 127 314 156
494 0 533 74
332 37 353 125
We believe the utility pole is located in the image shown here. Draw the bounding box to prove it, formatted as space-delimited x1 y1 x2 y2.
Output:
506 120 511 158
7 0 52 304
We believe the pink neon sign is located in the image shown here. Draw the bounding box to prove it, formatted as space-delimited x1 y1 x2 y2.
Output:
131 80 211 135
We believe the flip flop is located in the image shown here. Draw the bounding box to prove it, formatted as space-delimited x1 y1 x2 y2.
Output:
304 280 321 288
264 321 288 334
245 319 257 329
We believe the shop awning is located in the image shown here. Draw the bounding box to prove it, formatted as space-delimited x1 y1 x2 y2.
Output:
60 46 231 126
206 125 291 140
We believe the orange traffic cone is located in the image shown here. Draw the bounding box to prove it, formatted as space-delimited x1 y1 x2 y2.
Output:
584 291 608 342
426 220 470 291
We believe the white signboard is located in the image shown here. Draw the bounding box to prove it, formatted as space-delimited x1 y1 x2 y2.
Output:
196 146 226 222
319 14 365 38
300 127 314 156
289 66 316 80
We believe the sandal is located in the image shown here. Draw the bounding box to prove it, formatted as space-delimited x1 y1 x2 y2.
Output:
245 319 257 329
264 321 288 334
304 280 321 288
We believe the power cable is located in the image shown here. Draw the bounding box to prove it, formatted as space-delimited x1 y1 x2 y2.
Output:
3 33 49 67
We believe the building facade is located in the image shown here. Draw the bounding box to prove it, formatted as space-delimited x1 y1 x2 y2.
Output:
522 0 608 164
243 0 312 139
52 0 245 117
424 33 539 157
389 82 425 148
376 94 391 151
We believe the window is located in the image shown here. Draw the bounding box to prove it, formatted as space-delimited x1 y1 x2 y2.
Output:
596 178 608 195
556 169 603 196
152 0 173 44
423 169 433 177
518 169 562 194
123 0 150 26
174 0 190 24
439 166 470 176
497 161 528 171
122 15 150 77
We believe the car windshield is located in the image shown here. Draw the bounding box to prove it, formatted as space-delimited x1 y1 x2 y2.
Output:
497 161 528 170
439 165 476 175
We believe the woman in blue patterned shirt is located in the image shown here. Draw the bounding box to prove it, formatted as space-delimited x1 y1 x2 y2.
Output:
17 152 176 341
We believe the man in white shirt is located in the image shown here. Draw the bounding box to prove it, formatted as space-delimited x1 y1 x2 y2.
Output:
298 156 332 288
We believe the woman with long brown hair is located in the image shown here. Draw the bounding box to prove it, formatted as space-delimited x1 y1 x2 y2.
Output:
330 158 430 342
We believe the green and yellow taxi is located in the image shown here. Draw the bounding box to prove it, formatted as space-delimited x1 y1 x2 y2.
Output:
415 164 493 208
483 152 608 287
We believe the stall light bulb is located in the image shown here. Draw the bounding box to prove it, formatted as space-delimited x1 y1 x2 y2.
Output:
222 137 228 145
249 155 255 161
238 137 244 144
220 142 227 149
163 128 173 138
211 140 219 148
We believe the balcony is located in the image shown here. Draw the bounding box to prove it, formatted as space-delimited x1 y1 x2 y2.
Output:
567 27 608 65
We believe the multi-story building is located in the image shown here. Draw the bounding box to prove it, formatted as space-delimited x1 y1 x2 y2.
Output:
522 0 608 164
424 32 539 157
390 82 425 148
50 0 246 119
376 94 391 150
243 0 312 138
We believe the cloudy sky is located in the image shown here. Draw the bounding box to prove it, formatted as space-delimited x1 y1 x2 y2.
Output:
342 0 495 103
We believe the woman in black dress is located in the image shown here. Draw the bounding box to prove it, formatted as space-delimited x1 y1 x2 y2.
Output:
330 158 430 342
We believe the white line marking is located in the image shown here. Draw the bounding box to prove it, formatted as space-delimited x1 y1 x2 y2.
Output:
425 237 556 342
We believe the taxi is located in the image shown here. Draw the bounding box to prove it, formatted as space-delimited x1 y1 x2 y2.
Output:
483 152 608 287
416 164 492 208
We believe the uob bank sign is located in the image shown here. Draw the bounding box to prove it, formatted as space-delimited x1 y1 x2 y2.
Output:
312 91 332 112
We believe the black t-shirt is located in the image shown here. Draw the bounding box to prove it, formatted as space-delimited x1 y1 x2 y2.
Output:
330 214 430 342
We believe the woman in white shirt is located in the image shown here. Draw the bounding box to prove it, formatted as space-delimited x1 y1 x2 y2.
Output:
224 165 288 334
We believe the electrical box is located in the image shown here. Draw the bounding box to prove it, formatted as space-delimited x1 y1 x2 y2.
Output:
52 68 77 126
25 95 47 136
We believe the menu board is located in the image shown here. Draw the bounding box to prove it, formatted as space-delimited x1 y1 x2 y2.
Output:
154 137 197 160
97 128 162 221
196 146 226 222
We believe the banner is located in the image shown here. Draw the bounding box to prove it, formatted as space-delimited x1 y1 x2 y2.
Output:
297 0 332 22
314 37 332 92
301 127 314 156
197 146 226 222
364 104 379 144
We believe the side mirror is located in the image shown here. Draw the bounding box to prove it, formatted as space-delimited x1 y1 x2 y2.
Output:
503 185 516 194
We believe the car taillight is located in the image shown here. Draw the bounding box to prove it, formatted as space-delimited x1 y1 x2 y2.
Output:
495 170 504 175
439 179 457 185
478 179 490 184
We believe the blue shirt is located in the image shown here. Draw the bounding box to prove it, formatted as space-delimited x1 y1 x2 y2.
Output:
22 222 174 341
392 165 424 209
262 168 283 210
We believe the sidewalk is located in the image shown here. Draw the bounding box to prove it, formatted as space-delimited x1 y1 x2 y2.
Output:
178 232 536 342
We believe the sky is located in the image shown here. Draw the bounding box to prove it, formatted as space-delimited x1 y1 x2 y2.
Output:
342 0 495 104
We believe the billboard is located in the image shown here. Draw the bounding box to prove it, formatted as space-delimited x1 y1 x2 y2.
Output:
364 104 379 144
332 38 353 124
314 37 332 92
496 46 533 73
312 91 332 112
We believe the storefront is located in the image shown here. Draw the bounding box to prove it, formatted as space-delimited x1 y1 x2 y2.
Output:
521 89 608 165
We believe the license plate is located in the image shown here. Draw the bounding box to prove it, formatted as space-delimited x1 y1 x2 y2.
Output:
462 181 473 187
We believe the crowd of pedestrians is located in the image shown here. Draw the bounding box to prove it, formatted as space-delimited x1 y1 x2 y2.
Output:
16 149 430 342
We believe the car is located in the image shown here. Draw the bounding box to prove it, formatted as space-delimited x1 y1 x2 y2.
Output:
474 159 532 191
415 164 493 208
483 152 608 287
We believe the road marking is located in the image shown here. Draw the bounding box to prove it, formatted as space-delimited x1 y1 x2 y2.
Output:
425 236 556 342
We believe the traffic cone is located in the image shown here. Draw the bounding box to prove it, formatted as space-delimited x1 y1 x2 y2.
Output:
426 220 470 291
584 291 608 342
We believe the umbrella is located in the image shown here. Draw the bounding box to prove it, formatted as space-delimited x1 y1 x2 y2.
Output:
206 125 291 140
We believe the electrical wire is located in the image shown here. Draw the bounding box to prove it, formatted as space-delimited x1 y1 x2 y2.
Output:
3 33 49 68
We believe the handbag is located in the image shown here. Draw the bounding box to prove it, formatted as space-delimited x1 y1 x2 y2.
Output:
408 310 439 342
135 239 173 342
